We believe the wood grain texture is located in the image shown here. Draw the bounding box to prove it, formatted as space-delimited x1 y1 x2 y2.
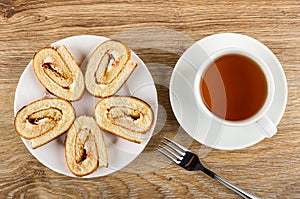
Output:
1 0 300 198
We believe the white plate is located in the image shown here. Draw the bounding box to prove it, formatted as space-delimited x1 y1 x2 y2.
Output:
169 33 287 150
14 35 158 177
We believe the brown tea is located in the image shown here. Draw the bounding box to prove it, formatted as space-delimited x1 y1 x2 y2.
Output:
200 54 267 121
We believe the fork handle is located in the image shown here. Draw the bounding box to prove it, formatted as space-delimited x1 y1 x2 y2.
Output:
213 174 261 199
199 166 260 199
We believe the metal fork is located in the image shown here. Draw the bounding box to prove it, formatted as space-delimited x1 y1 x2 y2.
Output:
158 137 261 199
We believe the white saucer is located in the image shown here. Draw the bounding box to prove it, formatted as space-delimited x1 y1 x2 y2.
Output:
169 33 287 150
14 35 158 177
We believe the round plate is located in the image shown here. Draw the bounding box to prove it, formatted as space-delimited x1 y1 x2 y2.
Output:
14 35 158 177
169 33 287 150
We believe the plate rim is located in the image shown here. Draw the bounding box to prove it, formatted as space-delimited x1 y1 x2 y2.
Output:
14 34 158 178
169 33 288 150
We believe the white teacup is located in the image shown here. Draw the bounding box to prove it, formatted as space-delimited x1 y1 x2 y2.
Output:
194 47 277 138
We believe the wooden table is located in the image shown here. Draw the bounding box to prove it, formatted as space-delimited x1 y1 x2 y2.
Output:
1 0 299 198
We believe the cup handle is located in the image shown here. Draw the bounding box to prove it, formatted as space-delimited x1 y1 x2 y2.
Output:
255 116 277 138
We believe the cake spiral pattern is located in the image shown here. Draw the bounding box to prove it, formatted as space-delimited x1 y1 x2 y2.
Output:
33 45 84 101
85 40 137 97
95 96 154 144
14 98 75 149
65 116 108 176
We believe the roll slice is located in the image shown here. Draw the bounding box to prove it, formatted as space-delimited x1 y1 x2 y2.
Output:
33 45 84 101
85 40 137 98
14 98 75 149
65 115 108 177
94 96 154 143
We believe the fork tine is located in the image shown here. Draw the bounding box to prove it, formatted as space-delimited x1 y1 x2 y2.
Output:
164 137 189 152
161 141 185 156
158 147 180 164
159 144 183 160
